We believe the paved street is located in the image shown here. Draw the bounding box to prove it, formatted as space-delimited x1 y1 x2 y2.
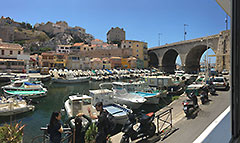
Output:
161 89 230 143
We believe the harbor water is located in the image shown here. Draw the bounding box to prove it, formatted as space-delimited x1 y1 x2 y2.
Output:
0 80 172 143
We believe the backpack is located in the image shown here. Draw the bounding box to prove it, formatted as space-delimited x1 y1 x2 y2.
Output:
104 110 116 135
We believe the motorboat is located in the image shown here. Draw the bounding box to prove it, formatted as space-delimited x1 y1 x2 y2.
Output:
64 93 131 126
97 83 146 109
112 81 167 104
88 89 132 125
0 96 35 116
112 88 146 109
2 80 47 99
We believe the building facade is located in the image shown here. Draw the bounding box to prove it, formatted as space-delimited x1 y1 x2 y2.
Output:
41 52 55 68
56 45 72 53
0 39 25 71
90 58 103 70
107 27 126 44
53 53 67 69
121 40 148 68
110 57 122 69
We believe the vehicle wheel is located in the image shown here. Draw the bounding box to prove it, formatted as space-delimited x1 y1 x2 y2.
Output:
120 135 129 143
148 123 156 137
201 97 205 105
184 109 189 117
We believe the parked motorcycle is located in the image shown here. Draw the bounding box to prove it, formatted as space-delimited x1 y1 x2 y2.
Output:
209 84 216 95
120 111 156 143
182 92 199 117
200 90 209 104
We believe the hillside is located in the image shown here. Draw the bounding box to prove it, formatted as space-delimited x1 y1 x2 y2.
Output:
0 16 94 54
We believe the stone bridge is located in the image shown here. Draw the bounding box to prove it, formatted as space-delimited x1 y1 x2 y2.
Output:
148 30 230 73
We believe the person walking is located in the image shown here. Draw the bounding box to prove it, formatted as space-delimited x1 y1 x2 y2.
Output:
88 102 108 143
49 111 63 143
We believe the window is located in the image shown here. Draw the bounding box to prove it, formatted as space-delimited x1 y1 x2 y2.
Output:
136 50 139 52
137 44 139 47
18 51 21 55
1 50 4 55
137 54 138 57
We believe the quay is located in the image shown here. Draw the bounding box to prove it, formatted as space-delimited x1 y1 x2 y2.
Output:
111 89 230 143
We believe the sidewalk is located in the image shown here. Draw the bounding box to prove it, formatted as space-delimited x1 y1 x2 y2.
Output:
111 94 189 143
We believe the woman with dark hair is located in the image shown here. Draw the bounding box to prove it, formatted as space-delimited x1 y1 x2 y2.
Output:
49 111 63 143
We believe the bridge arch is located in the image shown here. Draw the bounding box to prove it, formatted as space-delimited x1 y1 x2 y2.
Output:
162 49 180 73
185 44 215 73
149 52 159 68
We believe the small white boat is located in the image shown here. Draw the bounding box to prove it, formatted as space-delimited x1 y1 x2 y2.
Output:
0 97 35 116
112 88 146 109
2 80 47 99
112 81 167 104
52 76 90 84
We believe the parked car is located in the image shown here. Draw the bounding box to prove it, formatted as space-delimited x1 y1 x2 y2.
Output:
222 69 229 75
212 77 229 90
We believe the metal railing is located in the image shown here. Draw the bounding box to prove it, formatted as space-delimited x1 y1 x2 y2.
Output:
155 107 176 141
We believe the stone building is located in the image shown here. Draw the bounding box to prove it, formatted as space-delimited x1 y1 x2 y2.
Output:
107 27 125 44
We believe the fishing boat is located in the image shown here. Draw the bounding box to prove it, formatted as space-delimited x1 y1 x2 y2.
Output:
2 80 47 99
88 89 132 125
64 94 131 126
0 96 35 116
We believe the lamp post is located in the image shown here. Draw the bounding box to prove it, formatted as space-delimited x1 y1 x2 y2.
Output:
206 35 209 79
225 14 228 30
184 24 189 41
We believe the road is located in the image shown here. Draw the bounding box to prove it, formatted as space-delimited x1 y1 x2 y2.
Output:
161 89 230 143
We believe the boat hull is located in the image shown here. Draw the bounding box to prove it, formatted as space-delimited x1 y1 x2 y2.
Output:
3 88 47 99
0 105 35 116
52 77 90 84
113 97 144 109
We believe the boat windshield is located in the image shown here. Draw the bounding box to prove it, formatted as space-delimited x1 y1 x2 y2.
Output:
83 99 91 105
13 82 23 87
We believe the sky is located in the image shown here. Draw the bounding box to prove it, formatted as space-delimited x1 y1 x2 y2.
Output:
1 0 229 64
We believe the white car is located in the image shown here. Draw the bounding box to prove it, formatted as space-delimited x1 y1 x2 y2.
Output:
212 77 229 90
221 69 229 75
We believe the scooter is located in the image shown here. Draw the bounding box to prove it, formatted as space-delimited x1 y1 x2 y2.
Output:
120 112 156 143
182 92 199 117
